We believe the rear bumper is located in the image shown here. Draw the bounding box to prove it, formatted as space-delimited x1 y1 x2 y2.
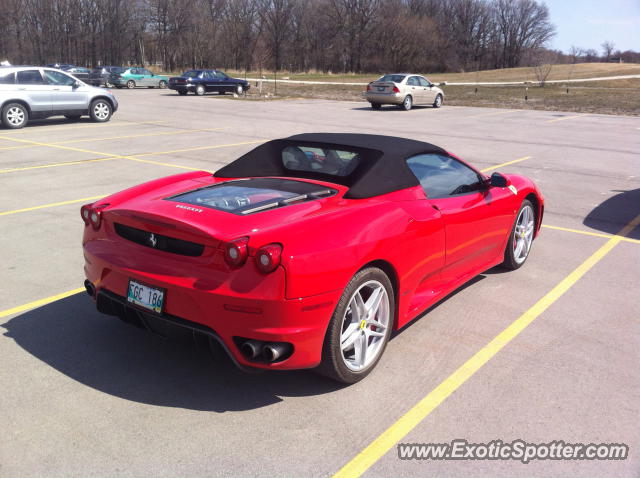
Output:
83 243 341 370
364 91 403 105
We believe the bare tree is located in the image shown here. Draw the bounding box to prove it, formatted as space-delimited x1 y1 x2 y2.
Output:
568 45 583 63
494 0 555 68
532 49 557 86
601 40 615 61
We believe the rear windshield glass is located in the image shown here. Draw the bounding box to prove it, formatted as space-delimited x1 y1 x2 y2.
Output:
182 70 201 77
167 178 336 215
378 74 405 83
282 145 360 177
109 67 125 74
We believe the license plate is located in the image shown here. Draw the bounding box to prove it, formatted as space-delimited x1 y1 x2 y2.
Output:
127 279 164 313
377 86 385 91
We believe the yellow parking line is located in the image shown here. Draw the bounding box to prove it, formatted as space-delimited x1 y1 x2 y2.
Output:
333 213 640 478
126 157 206 171
0 158 116 174
0 120 168 135
543 224 640 244
480 156 531 172
0 135 265 173
53 127 227 145
546 114 589 123
0 195 105 216
133 139 268 157
0 288 85 319
467 109 518 118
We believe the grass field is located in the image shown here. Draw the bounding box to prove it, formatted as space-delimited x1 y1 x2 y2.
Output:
219 63 639 115
227 63 640 84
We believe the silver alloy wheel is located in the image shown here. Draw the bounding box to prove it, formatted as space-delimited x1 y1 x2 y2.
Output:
6 106 26 127
340 280 390 372
93 102 110 120
513 204 535 264
236 84 243 95
196 85 205 96
403 95 412 110
435 95 442 107
159 80 167 88
127 80 135 89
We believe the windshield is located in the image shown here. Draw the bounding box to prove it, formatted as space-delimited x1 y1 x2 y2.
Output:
282 145 360 177
108 67 125 74
167 178 336 215
378 74 406 83
182 70 201 78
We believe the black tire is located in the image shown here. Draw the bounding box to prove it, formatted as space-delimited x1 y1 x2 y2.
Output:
1 102 28 129
371 103 381 110
89 99 112 123
401 95 412 111
502 199 535 270
178 90 188 96
65 115 82 121
126 80 136 89
159 80 167 89
317 267 394 384
195 85 205 96
433 94 443 108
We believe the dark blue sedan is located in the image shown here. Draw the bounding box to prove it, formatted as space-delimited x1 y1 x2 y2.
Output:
168 70 250 96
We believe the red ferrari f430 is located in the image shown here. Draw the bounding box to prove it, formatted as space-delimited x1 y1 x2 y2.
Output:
82 134 544 383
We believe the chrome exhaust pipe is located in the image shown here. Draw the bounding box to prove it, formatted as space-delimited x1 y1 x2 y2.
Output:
84 280 96 297
263 343 291 362
240 340 263 359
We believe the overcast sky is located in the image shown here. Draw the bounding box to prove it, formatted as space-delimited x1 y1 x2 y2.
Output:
543 0 640 53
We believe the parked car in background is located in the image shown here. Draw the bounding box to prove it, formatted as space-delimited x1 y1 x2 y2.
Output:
364 73 444 111
109 68 169 89
0 66 118 129
168 69 250 96
63 66 91 81
88 66 125 87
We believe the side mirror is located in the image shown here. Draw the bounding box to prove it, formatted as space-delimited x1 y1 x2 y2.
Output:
490 172 509 187
72 80 81 89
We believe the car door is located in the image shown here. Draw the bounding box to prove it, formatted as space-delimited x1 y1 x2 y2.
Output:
418 76 435 103
406 153 515 284
140 69 154 86
405 76 423 104
202 71 214 91
43 69 87 113
15 69 51 116
211 71 225 92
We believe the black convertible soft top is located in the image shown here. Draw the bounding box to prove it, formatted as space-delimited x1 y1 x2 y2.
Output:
214 133 447 199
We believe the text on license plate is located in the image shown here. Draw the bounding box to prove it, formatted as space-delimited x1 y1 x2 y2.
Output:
377 87 385 91
127 280 164 313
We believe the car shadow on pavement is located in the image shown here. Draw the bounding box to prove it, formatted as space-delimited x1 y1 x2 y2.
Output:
350 106 434 112
583 188 640 240
2 294 344 412
2 118 94 129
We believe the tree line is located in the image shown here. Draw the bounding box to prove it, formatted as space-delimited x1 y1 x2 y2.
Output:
0 0 632 74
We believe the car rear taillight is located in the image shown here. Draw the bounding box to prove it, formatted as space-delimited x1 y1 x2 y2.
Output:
224 237 249 268
392 85 400 93
80 203 105 230
367 83 372 91
255 243 282 274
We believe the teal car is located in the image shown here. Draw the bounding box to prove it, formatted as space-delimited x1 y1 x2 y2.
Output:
109 67 169 89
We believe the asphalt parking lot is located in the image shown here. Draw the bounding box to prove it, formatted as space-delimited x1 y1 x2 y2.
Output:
1 89 638 477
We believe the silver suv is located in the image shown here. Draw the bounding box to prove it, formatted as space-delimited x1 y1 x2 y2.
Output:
0 66 118 129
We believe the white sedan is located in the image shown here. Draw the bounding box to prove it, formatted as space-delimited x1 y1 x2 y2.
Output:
364 73 444 111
